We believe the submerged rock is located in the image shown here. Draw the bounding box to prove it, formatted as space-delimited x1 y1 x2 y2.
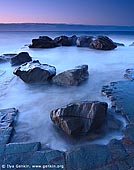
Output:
89 36 117 50
54 35 77 46
10 52 32 66
29 36 57 48
114 42 125 46
0 54 17 63
13 60 56 83
50 101 108 136
52 65 89 86
76 36 93 47
129 42 134 46
124 68 134 80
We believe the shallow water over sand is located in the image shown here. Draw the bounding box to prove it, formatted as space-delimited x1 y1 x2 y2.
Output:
0 32 134 151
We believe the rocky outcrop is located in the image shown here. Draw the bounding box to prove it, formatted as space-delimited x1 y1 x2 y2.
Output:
52 65 89 86
50 101 108 136
124 68 134 80
76 36 93 47
29 36 57 48
89 36 117 50
0 54 16 63
54 35 77 46
114 42 125 46
129 42 134 46
10 52 32 66
0 108 18 144
13 60 56 83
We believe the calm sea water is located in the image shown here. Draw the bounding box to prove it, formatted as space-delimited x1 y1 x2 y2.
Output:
0 31 134 151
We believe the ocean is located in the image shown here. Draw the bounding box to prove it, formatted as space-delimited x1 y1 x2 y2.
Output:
0 29 134 151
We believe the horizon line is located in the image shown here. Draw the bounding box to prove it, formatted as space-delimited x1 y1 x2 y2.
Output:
0 22 133 27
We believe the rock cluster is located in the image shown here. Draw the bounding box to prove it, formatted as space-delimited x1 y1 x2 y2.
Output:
13 56 89 85
29 35 118 50
50 101 108 136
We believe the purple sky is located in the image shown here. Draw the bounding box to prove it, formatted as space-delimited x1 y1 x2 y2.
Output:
0 0 134 26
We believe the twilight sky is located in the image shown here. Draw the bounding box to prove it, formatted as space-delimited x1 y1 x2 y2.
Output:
0 0 134 26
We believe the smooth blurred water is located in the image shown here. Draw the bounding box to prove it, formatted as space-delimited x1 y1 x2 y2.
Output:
0 31 134 151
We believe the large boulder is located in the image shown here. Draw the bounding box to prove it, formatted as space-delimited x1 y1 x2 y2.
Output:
52 65 89 86
10 52 32 66
13 60 56 83
76 36 93 47
50 101 108 136
89 36 117 50
54 35 77 46
29 36 57 48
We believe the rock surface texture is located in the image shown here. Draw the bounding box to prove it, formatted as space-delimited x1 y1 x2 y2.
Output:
76 36 93 47
89 36 117 50
50 101 108 136
52 65 89 86
13 60 56 83
0 108 18 144
54 35 77 46
10 52 32 66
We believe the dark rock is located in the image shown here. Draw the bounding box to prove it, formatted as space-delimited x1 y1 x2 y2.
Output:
0 54 17 63
29 150 65 169
129 42 134 46
29 36 57 48
123 124 134 143
52 65 89 86
66 144 112 170
89 36 117 50
5 142 41 154
76 36 93 47
0 108 18 144
114 42 125 46
39 36 53 41
54 35 77 46
0 127 13 144
124 68 134 80
106 113 122 130
3 152 34 165
121 138 134 156
13 60 56 83
115 160 131 170
108 139 128 161
50 101 108 136
10 52 32 66
94 164 118 170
